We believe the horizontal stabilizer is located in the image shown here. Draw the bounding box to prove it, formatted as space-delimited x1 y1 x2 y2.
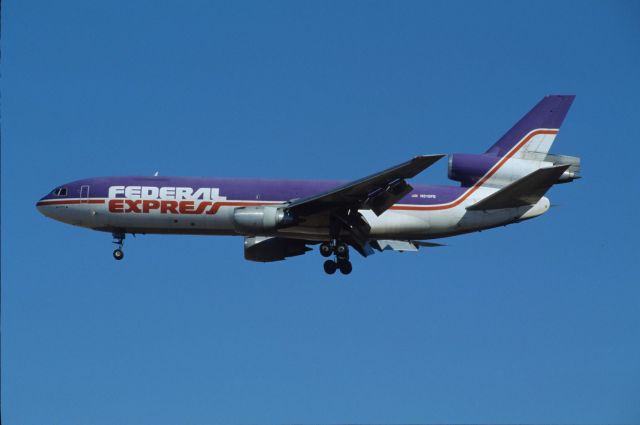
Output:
466 164 570 211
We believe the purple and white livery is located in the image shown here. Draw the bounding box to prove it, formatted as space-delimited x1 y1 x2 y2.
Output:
37 95 580 274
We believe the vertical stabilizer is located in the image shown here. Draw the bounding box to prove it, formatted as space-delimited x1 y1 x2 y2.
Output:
485 95 575 159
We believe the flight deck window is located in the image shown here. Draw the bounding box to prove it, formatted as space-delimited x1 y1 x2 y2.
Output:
51 187 68 196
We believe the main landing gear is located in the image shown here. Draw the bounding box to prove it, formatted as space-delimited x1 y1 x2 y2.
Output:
320 241 352 275
112 232 125 261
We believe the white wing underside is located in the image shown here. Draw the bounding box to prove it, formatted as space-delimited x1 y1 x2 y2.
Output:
375 239 445 252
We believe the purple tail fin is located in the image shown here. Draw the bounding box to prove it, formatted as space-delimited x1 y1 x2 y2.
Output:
485 95 575 157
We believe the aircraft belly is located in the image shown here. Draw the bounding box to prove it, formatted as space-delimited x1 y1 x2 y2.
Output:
46 195 548 241
363 210 430 237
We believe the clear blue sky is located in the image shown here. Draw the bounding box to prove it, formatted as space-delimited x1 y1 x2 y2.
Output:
2 1 639 424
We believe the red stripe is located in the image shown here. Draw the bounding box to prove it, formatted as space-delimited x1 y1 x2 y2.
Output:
207 201 274 214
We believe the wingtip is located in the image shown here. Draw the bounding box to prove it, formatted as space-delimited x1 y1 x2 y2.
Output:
414 241 447 248
415 154 447 161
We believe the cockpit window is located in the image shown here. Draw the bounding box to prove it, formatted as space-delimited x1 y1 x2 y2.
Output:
51 187 68 197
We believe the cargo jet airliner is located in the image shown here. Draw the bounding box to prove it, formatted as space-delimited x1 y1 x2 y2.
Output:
37 95 580 274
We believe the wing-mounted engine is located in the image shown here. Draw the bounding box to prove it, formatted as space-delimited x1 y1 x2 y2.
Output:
233 206 297 234
244 236 312 262
448 153 580 188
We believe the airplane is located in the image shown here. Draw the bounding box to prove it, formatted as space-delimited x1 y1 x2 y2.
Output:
37 95 580 275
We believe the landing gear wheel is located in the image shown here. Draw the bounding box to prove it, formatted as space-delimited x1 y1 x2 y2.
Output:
113 249 124 261
320 243 332 257
323 259 337 275
338 260 352 275
112 232 126 260
335 243 348 257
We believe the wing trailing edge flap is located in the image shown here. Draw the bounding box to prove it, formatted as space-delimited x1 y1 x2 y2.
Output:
373 239 446 252
466 164 570 211
363 178 413 216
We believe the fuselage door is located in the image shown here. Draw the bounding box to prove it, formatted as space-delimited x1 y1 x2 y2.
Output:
80 185 90 203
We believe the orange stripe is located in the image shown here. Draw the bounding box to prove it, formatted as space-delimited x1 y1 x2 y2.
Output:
390 129 558 211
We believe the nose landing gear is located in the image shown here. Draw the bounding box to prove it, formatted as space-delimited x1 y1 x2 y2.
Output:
112 232 125 260
319 241 352 275
113 249 124 260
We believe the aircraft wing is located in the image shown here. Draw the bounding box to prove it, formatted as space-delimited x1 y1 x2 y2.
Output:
285 154 445 217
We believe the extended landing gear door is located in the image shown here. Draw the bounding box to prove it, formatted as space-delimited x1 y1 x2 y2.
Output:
80 185 90 203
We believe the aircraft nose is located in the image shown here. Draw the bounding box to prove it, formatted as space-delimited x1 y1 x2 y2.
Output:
37 183 80 223
36 195 50 217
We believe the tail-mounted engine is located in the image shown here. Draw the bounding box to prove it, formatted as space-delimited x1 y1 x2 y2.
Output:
448 153 580 187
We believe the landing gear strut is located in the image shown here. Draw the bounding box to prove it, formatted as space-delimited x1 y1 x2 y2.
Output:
112 232 125 261
319 241 352 275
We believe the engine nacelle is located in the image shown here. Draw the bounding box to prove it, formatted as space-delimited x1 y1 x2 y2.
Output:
448 153 580 187
244 236 311 262
233 206 296 234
